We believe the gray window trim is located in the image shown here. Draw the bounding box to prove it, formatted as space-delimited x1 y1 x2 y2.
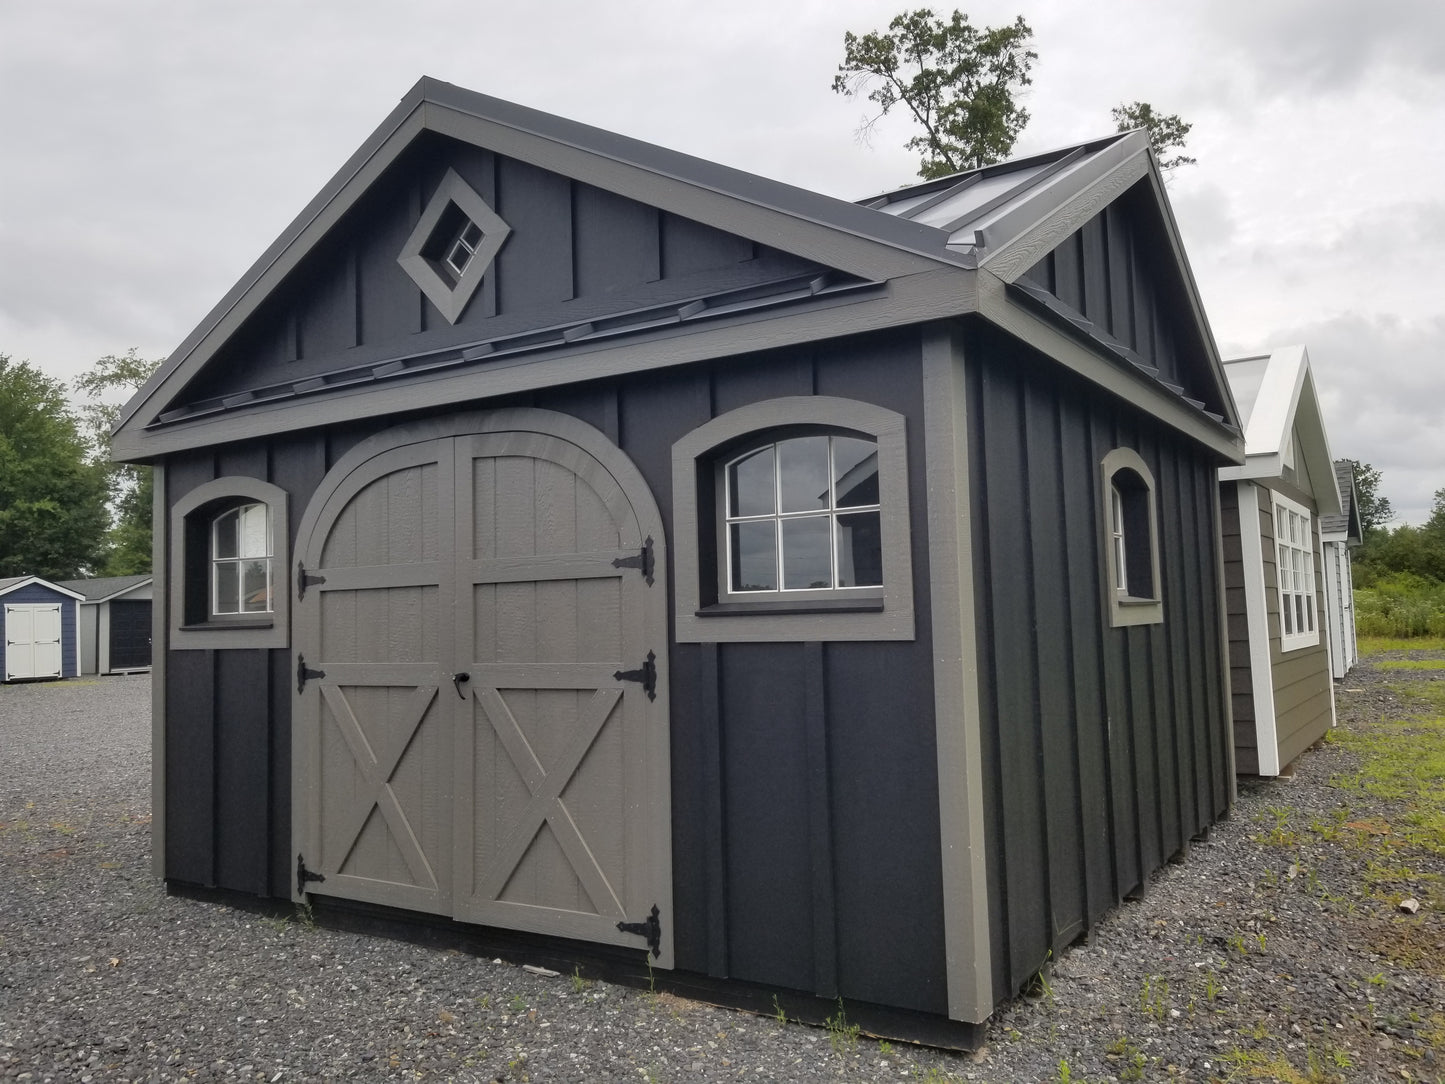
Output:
170 477 290 650
1100 447 1163 628
397 168 511 324
673 396 914 643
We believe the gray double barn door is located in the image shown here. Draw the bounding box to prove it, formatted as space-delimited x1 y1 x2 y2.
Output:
293 421 671 964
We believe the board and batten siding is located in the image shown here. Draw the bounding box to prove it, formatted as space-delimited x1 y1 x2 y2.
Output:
182 133 823 407
962 319 1231 1002
159 326 949 1017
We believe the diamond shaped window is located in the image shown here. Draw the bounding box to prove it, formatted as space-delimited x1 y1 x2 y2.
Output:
398 168 511 324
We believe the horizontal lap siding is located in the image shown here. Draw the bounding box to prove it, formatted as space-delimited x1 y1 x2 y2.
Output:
1258 487 1332 772
966 323 1230 1002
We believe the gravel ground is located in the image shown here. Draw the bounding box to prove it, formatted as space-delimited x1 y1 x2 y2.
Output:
1 654 1442 1083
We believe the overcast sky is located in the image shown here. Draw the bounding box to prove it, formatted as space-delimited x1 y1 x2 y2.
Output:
2 0 1441 523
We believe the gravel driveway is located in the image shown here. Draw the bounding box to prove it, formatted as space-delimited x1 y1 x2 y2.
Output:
2 659 1442 1082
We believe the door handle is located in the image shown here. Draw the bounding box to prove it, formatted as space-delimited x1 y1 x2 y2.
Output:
452 672 471 699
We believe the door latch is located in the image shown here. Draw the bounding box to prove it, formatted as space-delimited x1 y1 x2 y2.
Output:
452 672 471 700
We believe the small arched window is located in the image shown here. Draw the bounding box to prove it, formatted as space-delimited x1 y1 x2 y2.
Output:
169 477 289 649
1100 448 1163 627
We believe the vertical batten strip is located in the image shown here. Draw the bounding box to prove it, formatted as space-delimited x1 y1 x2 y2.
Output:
802 641 838 998
151 462 168 881
1213 478 1239 802
921 323 993 1022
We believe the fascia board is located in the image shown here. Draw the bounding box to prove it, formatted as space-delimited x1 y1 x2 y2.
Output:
976 132 1149 282
1137 161 1241 433
89 580 154 605
1294 367 1343 517
977 273 1244 462
1243 344 1306 455
113 266 978 461
1218 452 1284 481
116 81 951 444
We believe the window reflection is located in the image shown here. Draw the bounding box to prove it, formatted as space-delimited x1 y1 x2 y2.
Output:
724 434 882 594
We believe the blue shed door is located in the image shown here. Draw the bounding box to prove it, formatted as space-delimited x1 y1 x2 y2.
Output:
4 604 63 680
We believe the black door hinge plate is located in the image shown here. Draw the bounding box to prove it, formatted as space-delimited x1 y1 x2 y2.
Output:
611 536 655 586
616 903 662 958
613 650 656 701
296 653 327 694
296 854 326 896
296 561 327 601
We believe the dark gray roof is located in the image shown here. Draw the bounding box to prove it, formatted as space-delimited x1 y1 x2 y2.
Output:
54 574 152 602
1320 460 1360 539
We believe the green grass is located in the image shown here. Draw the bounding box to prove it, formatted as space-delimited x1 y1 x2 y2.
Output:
1375 659 1445 670
1359 635 1445 654
1329 674 1445 855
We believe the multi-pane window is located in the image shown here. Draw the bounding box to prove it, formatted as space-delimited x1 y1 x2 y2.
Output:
1100 449 1163 627
212 502 272 615
444 219 484 278
1274 496 1317 650
723 434 881 595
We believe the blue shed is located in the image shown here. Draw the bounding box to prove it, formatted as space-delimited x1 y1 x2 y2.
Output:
0 576 85 682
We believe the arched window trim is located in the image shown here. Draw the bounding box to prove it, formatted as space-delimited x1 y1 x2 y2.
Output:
672 396 914 643
170 477 290 650
1100 447 1163 628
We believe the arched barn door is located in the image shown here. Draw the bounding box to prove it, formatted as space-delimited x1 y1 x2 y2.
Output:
292 410 672 965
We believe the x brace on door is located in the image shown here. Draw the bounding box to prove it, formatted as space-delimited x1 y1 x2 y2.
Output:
322 683 440 890
471 684 626 915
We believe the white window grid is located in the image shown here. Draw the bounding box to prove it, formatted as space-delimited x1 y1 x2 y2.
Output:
1274 495 1317 651
723 436 881 594
212 502 274 616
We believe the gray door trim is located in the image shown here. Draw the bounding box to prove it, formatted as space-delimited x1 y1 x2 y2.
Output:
291 408 673 966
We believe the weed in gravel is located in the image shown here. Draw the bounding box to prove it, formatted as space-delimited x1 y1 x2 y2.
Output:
771 994 786 1026
508 993 527 1014
825 998 860 1055
1104 1036 1146 1081
1223 1044 1347 1083
570 966 589 994
1138 974 1169 1021
1056 1056 1074 1082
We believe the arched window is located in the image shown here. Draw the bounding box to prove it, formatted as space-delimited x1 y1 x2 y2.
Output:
1100 448 1163 627
169 477 289 649
672 397 913 643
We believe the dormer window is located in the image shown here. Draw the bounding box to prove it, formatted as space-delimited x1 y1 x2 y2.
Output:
398 168 511 324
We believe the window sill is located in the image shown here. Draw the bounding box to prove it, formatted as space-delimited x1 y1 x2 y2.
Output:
698 597 886 618
180 619 275 632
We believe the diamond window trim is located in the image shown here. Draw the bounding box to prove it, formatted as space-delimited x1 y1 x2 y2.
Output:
398 168 511 324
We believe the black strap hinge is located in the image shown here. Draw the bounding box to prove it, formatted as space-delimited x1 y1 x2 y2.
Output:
611 536 655 586
296 653 326 694
296 854 326 896
613 650 656 701
616 903 662 958
296 561 326 601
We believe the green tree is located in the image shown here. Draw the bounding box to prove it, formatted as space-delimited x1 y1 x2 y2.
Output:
1352 461 1394 538
71 348 162 575
1426 487 1445 534
832 8 1037 179
0 354 110 579
1111 101 1195 171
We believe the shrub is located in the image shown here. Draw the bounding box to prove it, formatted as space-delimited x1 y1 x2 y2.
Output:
1355 572 1445 638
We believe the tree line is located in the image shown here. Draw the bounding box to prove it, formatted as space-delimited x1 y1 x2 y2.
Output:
1352 461 1445 586
0 350 157 581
